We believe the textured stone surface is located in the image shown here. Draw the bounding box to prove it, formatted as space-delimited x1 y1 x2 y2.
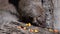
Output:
0 0 19 15
53 0 60 31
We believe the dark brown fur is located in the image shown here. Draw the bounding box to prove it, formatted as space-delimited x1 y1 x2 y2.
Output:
18 0 46 27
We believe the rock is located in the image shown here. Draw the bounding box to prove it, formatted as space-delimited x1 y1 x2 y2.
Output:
0 0 19 15
0 10 18 29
